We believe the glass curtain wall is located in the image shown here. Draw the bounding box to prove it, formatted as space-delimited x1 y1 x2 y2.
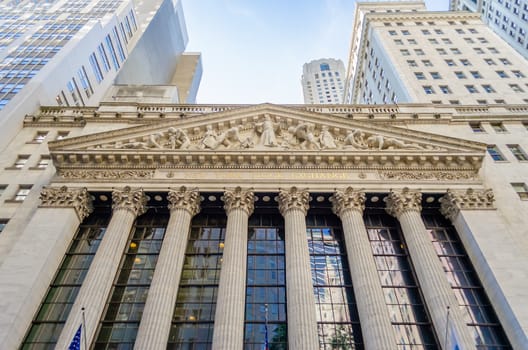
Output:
167 212 226 349
244 212 287 350
364 210 439 349
306 212 363 349
422 211 512 349
94 208 168 348
20 210 110 350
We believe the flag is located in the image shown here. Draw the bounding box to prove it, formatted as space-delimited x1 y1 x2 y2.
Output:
68 324 82 350
448 322 461 350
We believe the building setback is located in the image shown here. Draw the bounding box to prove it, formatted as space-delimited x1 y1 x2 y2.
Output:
344 1 528 105
301 58 345 104
450 0 528 60
0 0 201 151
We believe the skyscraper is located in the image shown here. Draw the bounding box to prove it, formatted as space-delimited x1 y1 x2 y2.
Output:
301 58 345 104
0 0 201 150
344 1 528 105
450 0 528 60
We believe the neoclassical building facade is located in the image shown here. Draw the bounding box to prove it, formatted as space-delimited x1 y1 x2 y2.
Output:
0 102 526 349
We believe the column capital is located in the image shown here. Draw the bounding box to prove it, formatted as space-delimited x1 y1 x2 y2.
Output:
278 187 310 216
385 187 422 218
330 187 365 216
439 188 495 221
167 186 201 216
39 186 93 221
223 187 255 215
112 186 147 216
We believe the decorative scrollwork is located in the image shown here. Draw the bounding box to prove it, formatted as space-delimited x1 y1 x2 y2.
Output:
39 186 93 221
278 187 310 216
385 187 422 218
167 186 201 216
112 186 147 216
439 188 495 221
330 187 366 216
223 187 255 215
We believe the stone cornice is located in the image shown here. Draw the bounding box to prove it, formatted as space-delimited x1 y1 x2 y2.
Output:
330 187 366 216
167 186 201 216
223 187 255 215
439 188 495 221
112 186 147 216
39 186 93 221
278 187 310 216
385 187 422 218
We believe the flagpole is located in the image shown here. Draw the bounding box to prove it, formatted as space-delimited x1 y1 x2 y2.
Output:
264 303 269 350
444 306 451 349
81 307 87 350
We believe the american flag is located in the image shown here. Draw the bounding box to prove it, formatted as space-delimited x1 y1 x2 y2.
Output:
68 324 82 350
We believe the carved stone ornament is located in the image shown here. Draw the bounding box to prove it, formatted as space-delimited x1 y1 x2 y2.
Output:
278 187 310 216
330 187 366 216
167 186 201 216
380 171 477 181
385 187 422 218
223 187 255 215
58 169 154 180
439 188 495 221
39 186 93 221
112 186 147 216
91 114 438 153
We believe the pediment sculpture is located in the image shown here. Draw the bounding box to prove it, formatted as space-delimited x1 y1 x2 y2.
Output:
92 114 441 152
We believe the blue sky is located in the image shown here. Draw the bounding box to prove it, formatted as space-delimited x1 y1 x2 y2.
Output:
182 0 450 104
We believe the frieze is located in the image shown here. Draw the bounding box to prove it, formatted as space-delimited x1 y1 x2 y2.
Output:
380 170 477 181
58 169 154 179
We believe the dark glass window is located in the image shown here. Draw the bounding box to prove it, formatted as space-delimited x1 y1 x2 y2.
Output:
364 211 439 349
94 208 168 348
21 211 110 349
423 212 512 349
307 213 363 349
244 213 287 350
167 212 226 349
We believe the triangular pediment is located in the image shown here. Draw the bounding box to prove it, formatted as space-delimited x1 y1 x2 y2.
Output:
49 104 485 174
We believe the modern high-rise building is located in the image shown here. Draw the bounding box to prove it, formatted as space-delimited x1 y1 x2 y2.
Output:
450 0 528 60
343 1 528 105
301 58 345 104
0 0 202 151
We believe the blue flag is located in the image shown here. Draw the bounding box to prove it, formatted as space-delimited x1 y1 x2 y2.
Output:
68 324 82 350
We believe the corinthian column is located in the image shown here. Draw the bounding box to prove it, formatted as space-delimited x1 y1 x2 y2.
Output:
330 188 398 350
278 187 319 350
385 188 474 350
134 187 201 350
212 187 254 350
0 187 92 350
57 186 147 349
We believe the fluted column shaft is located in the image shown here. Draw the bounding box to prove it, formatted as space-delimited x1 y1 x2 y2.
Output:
212 187 254 350
331 188 398 350
57 187 146 349
278 187 319 350
134 187 201 350
385 188 474 350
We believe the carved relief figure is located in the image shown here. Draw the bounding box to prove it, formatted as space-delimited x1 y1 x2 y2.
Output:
255 115 280 147
167 127 190 149
199 125 220 149
287 122 320 150
319 126 337 149
366 134 423 150
343 129 368 149
217 125 244 148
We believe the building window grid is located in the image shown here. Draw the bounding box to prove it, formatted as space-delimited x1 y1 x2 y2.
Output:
487 145 506 161
423 213 512 348
168 213 226 348
511 183 528 200
490 122 507 133
20 212 110 348
365 212 439 348
13 185 32 201
307 213 363 349
94 209 168 348
0 219 7 233
13 154 30 169
244 213 288 350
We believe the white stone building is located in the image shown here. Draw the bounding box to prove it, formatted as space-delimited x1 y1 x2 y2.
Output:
0 0 202 151
301 58 345 104
344 1 528 105
0 97 526 349
450 0 528 60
